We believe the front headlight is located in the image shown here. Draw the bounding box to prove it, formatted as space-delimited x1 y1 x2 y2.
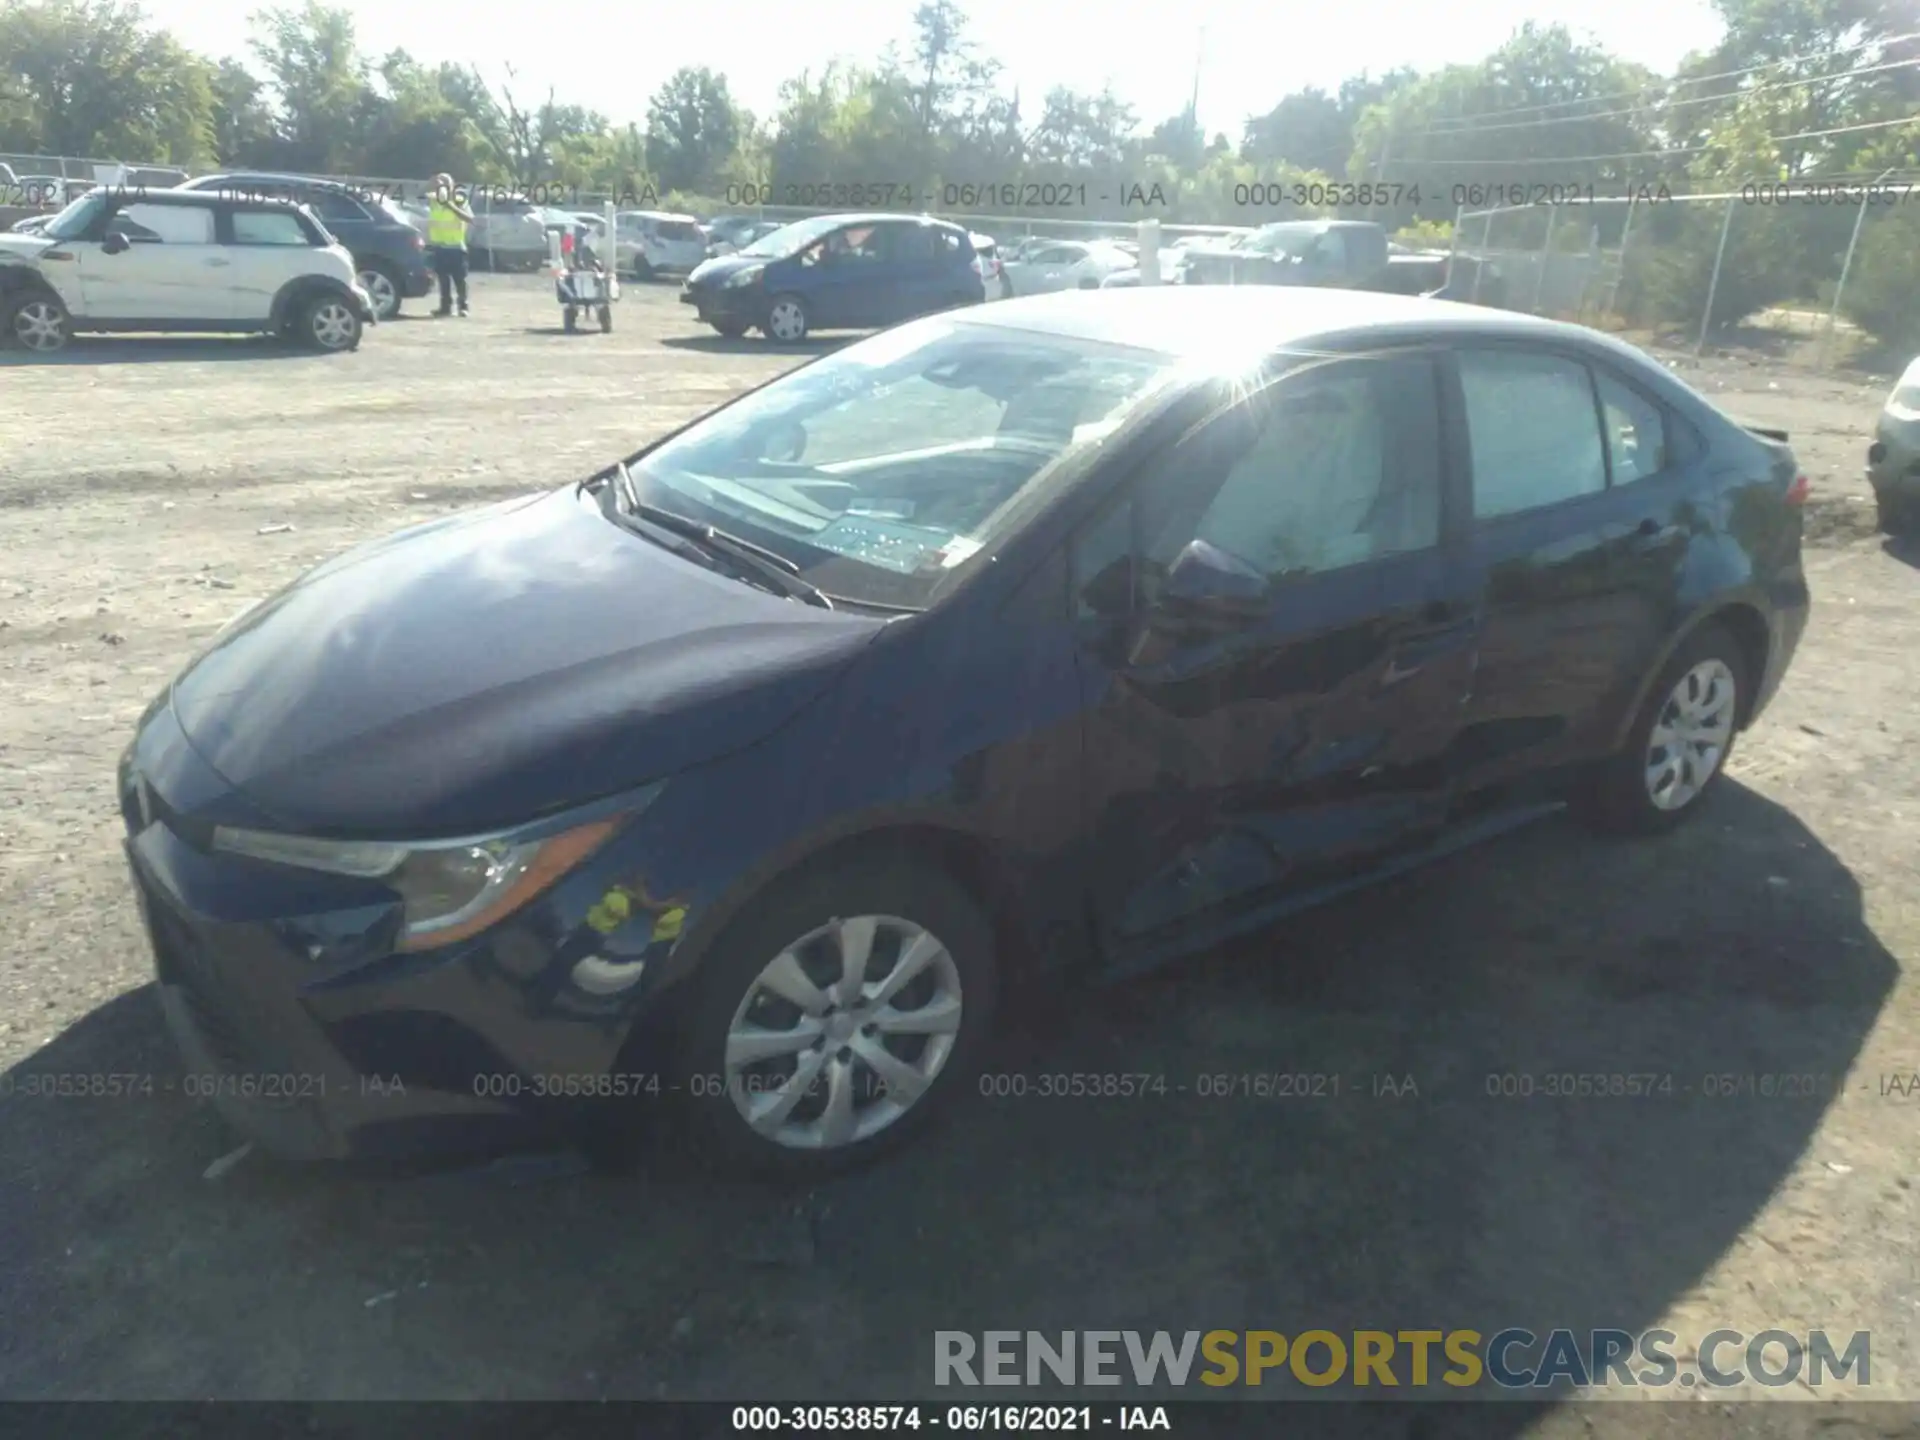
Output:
722 265 764 289
211 798 648 951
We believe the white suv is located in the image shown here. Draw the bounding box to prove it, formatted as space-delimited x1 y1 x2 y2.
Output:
0 188 374 354
613 211 707 279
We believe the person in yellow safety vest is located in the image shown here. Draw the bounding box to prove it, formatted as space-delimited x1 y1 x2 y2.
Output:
425 173 475 317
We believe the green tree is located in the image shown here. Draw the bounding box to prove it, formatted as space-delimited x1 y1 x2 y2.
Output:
644 66 740 195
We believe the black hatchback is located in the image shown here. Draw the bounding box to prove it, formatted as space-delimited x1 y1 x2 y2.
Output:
118 289 1809 1177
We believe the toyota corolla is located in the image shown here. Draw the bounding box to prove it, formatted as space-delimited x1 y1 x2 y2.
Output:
119 288 1810 1178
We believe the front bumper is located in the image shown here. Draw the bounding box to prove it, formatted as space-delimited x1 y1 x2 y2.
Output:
681 284 762 327
119 707 667 1162
1866 420 1920 495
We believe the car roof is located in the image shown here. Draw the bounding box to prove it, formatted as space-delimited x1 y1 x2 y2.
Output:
955 287 1633 361
793 212 968 234
111 186 307 212
619 210 699 222
190 171 356 193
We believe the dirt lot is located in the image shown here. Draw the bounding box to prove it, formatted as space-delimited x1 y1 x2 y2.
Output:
1 277 1917 1428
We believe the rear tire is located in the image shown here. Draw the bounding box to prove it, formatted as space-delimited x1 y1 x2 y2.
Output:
563 305 577 333
357 263 402 320
1579 621 1748 836
598 304 612 334
300 292 362 352
668 855 998 1181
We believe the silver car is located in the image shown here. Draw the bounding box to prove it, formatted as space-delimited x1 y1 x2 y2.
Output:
1867 356 1920 535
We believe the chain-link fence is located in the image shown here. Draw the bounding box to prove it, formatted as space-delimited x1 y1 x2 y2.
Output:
1451 187 1910 369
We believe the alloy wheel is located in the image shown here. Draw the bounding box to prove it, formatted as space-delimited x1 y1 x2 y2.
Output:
357 268 399 320
724 914 964 1150
310 301 358 351
766 299 807 341
12 298 68 352
1644 657 1737 811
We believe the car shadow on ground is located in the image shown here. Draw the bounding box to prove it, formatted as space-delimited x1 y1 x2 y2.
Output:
658 333 850 357
0 783 1895 1405
1880 533 1920 569
0 336 317 366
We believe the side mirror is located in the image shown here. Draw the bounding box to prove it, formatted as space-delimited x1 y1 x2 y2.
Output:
1157 539 1268 623
101 231 130 255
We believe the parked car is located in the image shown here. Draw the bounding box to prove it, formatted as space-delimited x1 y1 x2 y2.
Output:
465 193 550 271
611 211 707 280
969 233 1005 296
178 172 433 320
0 188 375 353
1099 235 1220 288
681 212 985 340
7 174 75 207
10 213 53 235
1867 355 1920 535
1177 219 1391 287
706 220 784 257
116 288 1808 1176
999 239 1136 296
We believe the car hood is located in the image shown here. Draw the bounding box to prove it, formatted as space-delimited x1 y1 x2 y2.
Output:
0 233 53 262
168 487 886 837
687 253 772 287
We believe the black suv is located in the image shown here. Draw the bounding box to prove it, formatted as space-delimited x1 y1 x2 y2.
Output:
179 172 433 319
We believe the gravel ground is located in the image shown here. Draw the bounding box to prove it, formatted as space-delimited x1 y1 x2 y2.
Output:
0 278 1916 1430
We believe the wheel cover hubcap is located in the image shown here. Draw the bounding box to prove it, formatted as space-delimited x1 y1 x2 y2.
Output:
725 914 963 1150
769 302 803 339
15 301 64 350
1644 658 1737 811
313 304 355 348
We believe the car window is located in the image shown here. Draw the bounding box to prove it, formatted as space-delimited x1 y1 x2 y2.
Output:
230 210 311 246
110 203 215 244
312 192 367 223
1593 371 1669 483
1458 350 1607 520
885 223 938 264
1147 354 1442 579
656 220 702 241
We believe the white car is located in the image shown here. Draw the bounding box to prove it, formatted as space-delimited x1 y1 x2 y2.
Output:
465 193 550 270
1099 235 1223 288
613 211 707 279
0 188 375 354
999 240 1137 297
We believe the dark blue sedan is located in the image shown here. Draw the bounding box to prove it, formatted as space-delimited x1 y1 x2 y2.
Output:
119 288 1809 1178
681 212 987 340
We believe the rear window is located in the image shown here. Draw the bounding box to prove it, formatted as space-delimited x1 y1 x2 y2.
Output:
231 210 313 246
656 220 702 241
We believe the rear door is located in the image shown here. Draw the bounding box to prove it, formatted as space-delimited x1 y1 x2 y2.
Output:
221 206 325 322
1445 344 1689 792
81 200 231 320
1074 348 1479 954
874 221 954 320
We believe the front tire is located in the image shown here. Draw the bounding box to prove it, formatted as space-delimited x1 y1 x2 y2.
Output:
761 294 810 342
1875 489 1918 536
300 292 362 352
357 263 401 320
1581 622 1747 835
674 856 997 1180
8 290 71 353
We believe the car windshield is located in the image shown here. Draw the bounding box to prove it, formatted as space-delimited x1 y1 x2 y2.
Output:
1243 223 1323 257
621 316 1182 608
43 193 106 241
739 215 846 258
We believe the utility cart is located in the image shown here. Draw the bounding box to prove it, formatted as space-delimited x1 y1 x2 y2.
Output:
551 201 620 333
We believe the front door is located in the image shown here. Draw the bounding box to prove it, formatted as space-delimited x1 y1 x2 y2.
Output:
799 223 886 329
79 200 233 320
1072 349 1477 956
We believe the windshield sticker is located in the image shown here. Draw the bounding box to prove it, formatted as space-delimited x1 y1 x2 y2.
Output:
810 514 948 574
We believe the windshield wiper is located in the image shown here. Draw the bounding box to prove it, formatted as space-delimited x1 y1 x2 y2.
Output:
602 464 833 609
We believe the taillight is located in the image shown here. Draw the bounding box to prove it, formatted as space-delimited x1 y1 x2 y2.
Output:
1785 474 1810 506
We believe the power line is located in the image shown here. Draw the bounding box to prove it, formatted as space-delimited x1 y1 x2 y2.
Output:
1418 27 1920 133
1382 110 1920 169
1410 56 1918 139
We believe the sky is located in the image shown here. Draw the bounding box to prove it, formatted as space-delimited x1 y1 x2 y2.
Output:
139 0 1731 143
